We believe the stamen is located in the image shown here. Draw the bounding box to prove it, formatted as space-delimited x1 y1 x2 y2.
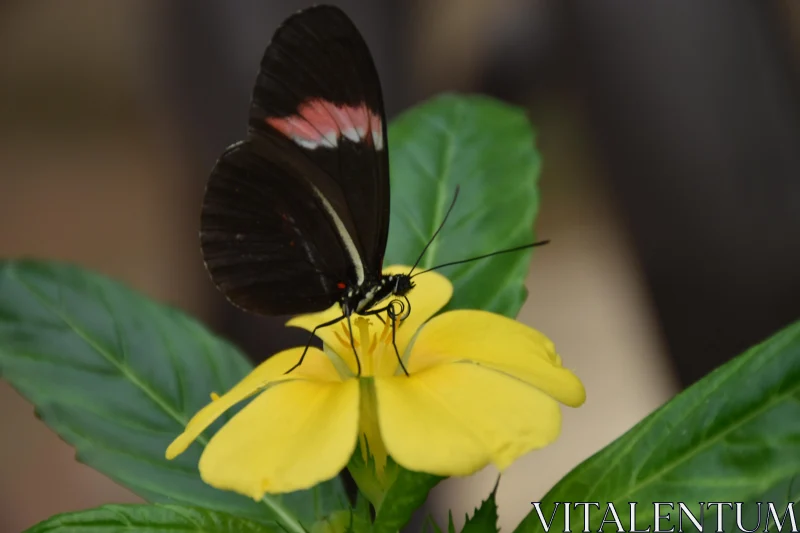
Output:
380 316 393 344
368 331 378 353
335 322 359 349
334 330 349 349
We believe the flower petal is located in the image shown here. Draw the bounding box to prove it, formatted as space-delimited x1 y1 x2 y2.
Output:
382 265 452 354
165 347 338 460
200 377 359 498
375 363 561 475
286 266 453 358
408 310 586 407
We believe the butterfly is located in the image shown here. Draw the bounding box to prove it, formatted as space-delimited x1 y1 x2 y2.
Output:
200 5 548 376
200 5 418 376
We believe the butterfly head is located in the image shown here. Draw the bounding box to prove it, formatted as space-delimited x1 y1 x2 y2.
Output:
389 273 414 297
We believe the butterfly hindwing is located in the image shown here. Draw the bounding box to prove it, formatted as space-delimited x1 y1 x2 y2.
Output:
247 5 390 276
201 140 352 315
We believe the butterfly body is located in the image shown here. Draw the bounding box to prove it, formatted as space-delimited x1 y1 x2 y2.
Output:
343 273 414 315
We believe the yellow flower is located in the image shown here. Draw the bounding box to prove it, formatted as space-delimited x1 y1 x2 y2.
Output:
166 266 585 501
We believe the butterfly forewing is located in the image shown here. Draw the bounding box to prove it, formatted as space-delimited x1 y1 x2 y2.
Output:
248 5 390 274
200 5 391 317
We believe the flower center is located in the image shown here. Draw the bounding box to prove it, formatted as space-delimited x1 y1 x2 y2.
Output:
331 315 403 377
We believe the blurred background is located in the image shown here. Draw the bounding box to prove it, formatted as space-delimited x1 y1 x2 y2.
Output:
1 1 799 531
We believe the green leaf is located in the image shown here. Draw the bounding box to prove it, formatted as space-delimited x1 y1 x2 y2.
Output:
422 514 444 533
0 260 347 530
514 320 800 533
346 439 386 510
310 510 371 533
353 494 373 530
385 94 541 318
349 439 441 533
280 485 350 530
24 504 276 533
461 479 499 533
372 463 442 533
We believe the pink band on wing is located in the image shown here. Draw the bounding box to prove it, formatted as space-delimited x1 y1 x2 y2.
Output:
266 99 383 150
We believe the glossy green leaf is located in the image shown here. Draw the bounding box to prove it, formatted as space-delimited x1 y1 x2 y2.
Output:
385 94 541 318
24 504 276 533
352 495 373 533
0 260 347 530
372 462 441 533
514 320 800 533
461 481 499 533
310 509 371 533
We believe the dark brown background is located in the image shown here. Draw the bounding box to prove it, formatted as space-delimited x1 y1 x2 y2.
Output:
1 1 798 532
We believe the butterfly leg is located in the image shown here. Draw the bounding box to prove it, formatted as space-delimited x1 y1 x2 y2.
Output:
390 313 410 377
345 309 363 376
284 313 346 374
387 300 410 377
360 305 388 322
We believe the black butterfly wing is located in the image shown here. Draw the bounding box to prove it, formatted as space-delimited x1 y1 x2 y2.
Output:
247 5 390 276
201 140 352 316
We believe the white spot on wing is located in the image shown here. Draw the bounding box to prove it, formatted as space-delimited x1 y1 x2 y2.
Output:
342 128 359 142
323 131 338 148
372 131 384 150
292 135 338 150
294 137 320 150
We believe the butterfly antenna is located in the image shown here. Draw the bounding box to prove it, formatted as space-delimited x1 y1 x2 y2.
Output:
408 186 461 276
411 240 551 277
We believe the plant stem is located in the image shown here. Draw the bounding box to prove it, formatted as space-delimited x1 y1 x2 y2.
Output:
262 495 307 533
